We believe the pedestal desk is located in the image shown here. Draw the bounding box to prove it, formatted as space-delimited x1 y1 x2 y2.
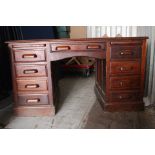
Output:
7 37 148 116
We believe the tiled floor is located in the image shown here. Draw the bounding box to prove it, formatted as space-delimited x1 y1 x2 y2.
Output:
1 74 155 129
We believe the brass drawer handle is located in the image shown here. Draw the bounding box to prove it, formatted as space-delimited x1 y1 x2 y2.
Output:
56 46 70 51
23 69 38 74
87 45 101 49
26 98 40 103
120 67 126 71
120 67 134 72
119 95 131 99
22 54 37 58
120 50 133 56
119 81 123 86
25 84 39 89
119 96 122 99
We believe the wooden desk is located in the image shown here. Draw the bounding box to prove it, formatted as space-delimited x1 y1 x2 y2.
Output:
7 37 148 116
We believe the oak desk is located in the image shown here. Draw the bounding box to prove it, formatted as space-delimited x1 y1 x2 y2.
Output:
7 37 148 116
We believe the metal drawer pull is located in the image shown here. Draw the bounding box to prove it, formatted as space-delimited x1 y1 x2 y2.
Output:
87 45 101 49
22 54 37 58
120 66 133 71
56 46 70 51
119 95 131 99
120 67 125 71
120 81 123 86
24 69 38 74
26 98 40 103
25 84 39 88
120 50 133 55
119 96 122 99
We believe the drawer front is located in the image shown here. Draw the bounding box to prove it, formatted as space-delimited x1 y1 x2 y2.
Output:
110 45 141 60
15 65 47 77
17 79 48 91
110 61 141 75
51 43 105 51
14 50 46 62
110 76 140 90
109 91 141 102
17 94 49 105
12 43 46 48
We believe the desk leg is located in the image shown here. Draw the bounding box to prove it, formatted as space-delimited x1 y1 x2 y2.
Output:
95 59 106 107
46 61 56 115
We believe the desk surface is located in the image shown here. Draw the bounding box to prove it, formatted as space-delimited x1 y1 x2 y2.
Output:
6 37 148 44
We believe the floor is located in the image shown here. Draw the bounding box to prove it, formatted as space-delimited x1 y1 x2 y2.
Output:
1 74 155 129
0 75 96 129
84 102 155 129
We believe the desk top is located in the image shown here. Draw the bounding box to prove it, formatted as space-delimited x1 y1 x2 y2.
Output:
6 37 148 44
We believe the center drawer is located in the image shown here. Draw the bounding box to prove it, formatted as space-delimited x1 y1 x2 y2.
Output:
51 43 105 51
110 76 140 90
15 65 47 77
17 79 48 92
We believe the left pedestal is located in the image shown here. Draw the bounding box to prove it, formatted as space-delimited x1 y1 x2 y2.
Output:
8 42 55 116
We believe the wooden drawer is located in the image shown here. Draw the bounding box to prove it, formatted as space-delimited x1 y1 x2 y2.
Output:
15 65 47 77
14 50 46 62
17 94 49 105
51 43 105 51
109 91 141 102
12 43 46 48
110 76 140 90
110 61 141 75
110 45 141 60
17 79 48 92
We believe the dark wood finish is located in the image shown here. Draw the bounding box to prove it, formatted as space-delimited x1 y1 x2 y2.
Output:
15 64 47 77
17 94 49 105
110 45 141 60
109 91 141 102
50 51 105 61
14 106 55 117
110 61 141 75
110 76 140 90
17 79 48 92
14 49 46 62
96 38 147 112
51 43 105 51
6 37 148 116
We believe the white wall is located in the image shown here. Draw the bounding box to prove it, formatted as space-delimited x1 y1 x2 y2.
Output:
87 26 137 37
137 26 155 105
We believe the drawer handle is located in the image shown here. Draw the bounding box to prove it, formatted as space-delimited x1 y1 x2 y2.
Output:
25 84 39 89
120 67 133 71
87 45 101 49
119 96 123 99
120 50 133 56
120 67 126 71
24 69 38 74
119 95 131 99
56 46 70 51
120 81 123 86
26 98 40 103
22 54 37 58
